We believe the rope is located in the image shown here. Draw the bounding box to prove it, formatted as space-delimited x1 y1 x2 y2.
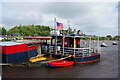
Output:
40 55 72 64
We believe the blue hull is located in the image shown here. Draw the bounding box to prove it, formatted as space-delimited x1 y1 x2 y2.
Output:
28 50 38 58
2 50 38 63
75 54 100 64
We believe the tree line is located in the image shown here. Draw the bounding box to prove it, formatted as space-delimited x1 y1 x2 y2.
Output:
0 25 120 40
0 25 50 36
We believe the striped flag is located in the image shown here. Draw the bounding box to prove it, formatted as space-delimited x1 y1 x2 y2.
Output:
56 22 63 30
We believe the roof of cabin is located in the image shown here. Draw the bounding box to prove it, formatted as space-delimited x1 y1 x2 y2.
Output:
24 36 52 40
16 40 42 44
0 42 24 46
51 35 90 38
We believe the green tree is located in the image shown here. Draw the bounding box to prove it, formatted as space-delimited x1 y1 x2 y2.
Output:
0 27 2 35
1 27 7 35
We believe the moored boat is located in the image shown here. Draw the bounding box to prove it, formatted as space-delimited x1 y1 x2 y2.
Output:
75 53 100 64
112 42 117 45
43 34 101 64
29 55 47 63
0 36 52 64
100 42 108 47
42 19 101 65
47 60 74 67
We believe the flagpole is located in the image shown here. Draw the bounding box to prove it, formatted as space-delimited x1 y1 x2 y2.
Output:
54 18 57 54
54 18 56 34
68 20 70 35
62 23 64 56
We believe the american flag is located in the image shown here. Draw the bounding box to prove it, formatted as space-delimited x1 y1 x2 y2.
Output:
56 22 63 30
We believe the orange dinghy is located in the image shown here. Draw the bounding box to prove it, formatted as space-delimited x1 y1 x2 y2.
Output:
47 60 74 67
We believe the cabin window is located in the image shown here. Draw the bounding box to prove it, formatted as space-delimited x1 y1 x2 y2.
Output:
57 39 62 46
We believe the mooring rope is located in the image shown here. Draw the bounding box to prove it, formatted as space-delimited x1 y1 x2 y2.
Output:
40 55 72 64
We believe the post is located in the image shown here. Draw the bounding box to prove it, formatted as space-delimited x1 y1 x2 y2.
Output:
89 37 91 56
37 45 41 55
63 36 64 56
97 36 100 54
83 48 84 57
74 36 75 56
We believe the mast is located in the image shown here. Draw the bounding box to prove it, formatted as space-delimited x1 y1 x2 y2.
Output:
68 20 70 34
74 36 75 56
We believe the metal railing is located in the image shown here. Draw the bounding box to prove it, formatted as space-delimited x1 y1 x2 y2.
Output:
42 46 100 57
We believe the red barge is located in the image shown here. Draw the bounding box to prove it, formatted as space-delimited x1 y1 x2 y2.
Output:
0 36 52 64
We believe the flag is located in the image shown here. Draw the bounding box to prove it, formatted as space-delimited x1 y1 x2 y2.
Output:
56 22 63 30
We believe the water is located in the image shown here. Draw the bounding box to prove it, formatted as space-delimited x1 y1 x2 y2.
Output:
2 41 118 78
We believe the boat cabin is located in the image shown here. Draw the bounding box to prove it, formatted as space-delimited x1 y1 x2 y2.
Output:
51 36 80 48
46 35 101 63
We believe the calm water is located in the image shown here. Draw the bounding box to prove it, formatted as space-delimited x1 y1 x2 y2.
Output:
2 41 119 78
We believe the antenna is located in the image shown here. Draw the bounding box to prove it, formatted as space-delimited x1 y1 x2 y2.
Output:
68 20 70 34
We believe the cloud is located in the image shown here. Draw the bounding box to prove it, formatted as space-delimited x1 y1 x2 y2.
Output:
2 2 44 29
2 11 44 29
1 2 118 36
42 2 91 19
1 0 119 2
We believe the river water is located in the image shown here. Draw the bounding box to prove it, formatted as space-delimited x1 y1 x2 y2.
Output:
2 41 119 78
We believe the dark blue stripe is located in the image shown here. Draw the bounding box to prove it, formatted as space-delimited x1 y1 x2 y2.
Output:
2 52 28 63
75 54 100 62
17 52 29 63
2 50 38 63
28 50 38 58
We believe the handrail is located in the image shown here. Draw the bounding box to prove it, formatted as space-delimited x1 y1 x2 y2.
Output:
45 46 99 56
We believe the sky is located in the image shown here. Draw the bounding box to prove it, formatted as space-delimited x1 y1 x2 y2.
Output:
0 0 119 36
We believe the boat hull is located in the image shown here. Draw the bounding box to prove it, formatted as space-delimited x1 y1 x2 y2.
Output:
75 54 100 64
2 50 38 63
1 44 38 63
112 43 117 45
47 60 74 67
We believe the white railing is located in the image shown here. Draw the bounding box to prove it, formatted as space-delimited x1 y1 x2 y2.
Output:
43 45 99 57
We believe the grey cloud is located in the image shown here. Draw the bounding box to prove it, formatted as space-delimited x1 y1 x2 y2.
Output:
42 2 91 19
1 2 118 36
2 12 44 30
